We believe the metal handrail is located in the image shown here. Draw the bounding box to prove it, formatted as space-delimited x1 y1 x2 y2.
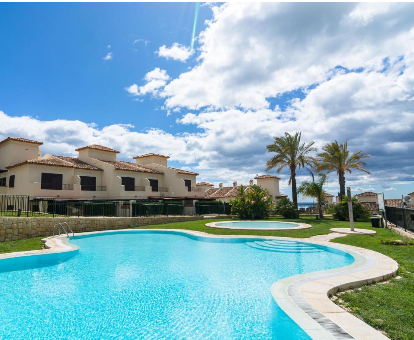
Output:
53 222 74 238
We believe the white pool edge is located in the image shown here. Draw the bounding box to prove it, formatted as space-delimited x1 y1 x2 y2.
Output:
0 229 398 340
206 220 312 230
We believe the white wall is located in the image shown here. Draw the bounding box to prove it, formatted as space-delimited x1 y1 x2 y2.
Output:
0 141 40 169
256 178 280 200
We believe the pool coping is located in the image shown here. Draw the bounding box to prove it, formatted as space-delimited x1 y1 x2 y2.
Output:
205 220 312 230
0 229 398 340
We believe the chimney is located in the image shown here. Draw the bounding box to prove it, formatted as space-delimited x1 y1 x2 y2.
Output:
233 181 237 187
249 179 253 186
219 183 223 188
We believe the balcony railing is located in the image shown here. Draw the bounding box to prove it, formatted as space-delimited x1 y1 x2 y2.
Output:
158 187 169 192
190 187 203 192
135 186 146 191
81 185 107 192
62 184 74 190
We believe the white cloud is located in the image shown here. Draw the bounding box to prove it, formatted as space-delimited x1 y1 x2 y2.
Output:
102 52 113 61
160 3 414 110
133 39 149 46
385 187 397 191
125 68 170 97
157 43 194 62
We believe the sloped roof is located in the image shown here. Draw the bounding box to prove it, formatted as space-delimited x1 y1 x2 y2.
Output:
170 166 199 176
6 156 102 171
254 174 281 180
0 137 43 146
75 144 120 154
206 186 245 198
384 199 403 208
134 153 170 159
101 160 163 174
408 192 414 196
356 192 377 197
196 182 214 186
324 193 335 197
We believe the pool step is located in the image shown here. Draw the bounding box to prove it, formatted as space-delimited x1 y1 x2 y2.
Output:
260 240 317 250
246 241 324 254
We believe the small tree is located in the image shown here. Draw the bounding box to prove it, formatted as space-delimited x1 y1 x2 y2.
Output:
332 196 371 221
231 185 273 219
274 197 299 219
298 174 327 219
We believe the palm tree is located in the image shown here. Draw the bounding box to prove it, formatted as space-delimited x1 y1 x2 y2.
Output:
266 132 317 207
317 141 370 200
298 173 327 219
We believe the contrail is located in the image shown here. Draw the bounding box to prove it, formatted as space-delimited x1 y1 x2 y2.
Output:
190 2 200 51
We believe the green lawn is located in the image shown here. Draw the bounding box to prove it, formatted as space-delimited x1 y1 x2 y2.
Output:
332 227 414 340
0 237 44 254
0 216 412 339
137 215 371 238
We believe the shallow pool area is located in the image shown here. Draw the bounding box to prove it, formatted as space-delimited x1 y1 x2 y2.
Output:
0 231 354 339
206 220 311 230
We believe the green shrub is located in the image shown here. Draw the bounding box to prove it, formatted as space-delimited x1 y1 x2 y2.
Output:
230 185 273 219
332 196 371 221
274 197 299 219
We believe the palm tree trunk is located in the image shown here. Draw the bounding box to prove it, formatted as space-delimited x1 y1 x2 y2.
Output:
291 170 298 208
318 197 323 219
339 171 346 201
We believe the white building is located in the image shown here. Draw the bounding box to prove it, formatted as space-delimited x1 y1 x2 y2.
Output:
0 137 205 200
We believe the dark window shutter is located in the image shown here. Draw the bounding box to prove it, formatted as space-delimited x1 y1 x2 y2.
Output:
9 175 15 188
122 177 135 191
149 179 158 192
184 179 191 192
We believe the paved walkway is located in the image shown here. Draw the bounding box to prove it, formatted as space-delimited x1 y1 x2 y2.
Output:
309 232 348 242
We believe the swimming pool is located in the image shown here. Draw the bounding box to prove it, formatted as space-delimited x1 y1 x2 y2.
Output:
0 231 353 339
206 220 311 230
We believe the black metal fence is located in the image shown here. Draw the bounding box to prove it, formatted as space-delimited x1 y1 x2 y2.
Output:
195 202 231 215
0 195 185 218
385 206 414 231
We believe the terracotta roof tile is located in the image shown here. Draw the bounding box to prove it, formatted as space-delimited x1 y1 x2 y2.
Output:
172 167 199 176
206 186 246 198
134 153 170 159
196 182 214 186
385 199 403 207
75 144 120 153
324 193 335 197
52 156 102 171
254 174 281 180
6 156 102 171
408 192 414 196
0 137 43 146
102 160 163 174
356 192 377 197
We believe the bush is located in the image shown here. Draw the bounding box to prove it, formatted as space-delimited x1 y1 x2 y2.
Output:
274 197 299 219
332 196 371 221
230 185 273 219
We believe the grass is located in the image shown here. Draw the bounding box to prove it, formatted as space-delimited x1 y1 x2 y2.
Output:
0 215 412 339
0 237 44 254
136 215 372 238
332 227 414 340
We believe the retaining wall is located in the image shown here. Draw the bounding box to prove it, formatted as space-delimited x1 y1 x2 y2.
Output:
0 216 203 242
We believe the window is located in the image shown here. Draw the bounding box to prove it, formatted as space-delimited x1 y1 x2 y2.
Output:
121 177 135 191
0 177 6 187
148 179 158 192
9 175 15 188
80 176 96 191
184 179 191 192
41 173 63 190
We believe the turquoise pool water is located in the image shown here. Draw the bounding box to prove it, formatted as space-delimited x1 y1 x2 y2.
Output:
0 231 354 339
214 221 300 229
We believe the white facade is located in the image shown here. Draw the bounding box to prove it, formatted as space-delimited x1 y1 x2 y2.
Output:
0 137 205 200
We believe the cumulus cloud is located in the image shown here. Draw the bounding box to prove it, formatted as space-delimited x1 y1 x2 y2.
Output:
102 52 113 61
125 68 170 97
157 43 193 62
160 2 414 110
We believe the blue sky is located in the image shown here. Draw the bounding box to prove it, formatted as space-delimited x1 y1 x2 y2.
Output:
1 3 413 200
